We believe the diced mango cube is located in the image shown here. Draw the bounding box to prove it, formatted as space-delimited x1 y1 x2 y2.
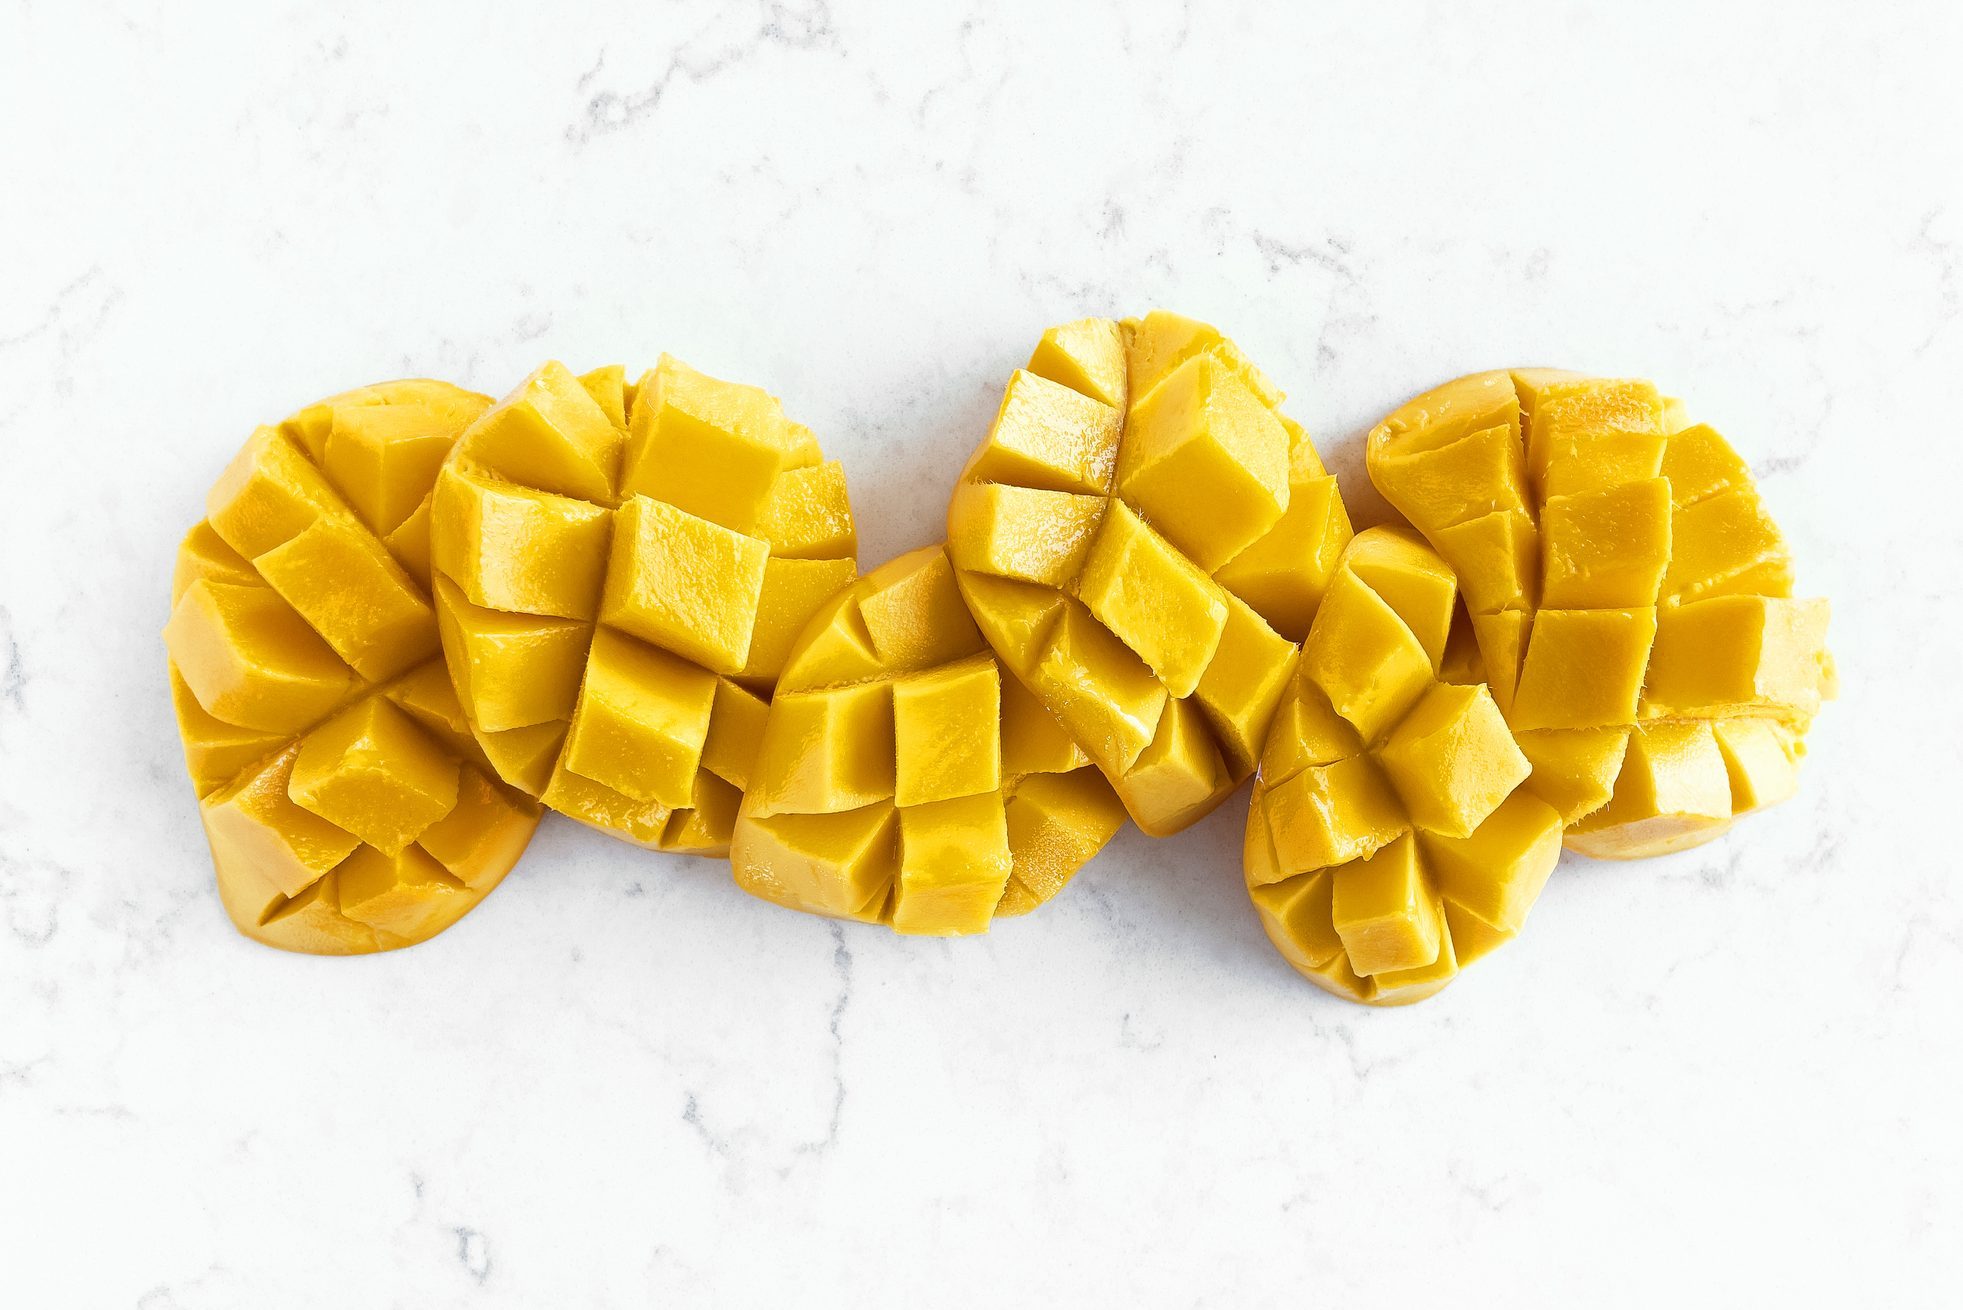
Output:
290 697 460 855
1115 696 1232 837
735 804 897 920
757 460 857 560
1257 679 1364 790
619 354 812 533
893 655 1002 806
1419 789 1562 933
998 673 1087 777
540 755 671 847
1330 834 1442 977
165 579 354 735
561 629 718 808
431 467 612 620
1117 353 1290 571
1297 567 1433 744
1435 509 1539 617
1123 309 1284 409
255 513 438 682
599 495 769 674
1539 477 1672 609
1263 754 1407 876
205 426 352 559
998 769 1126 912
1644 595 1831 718
746 682 895 816
335 844 468 939
952 571 1066 677
1508 608 1656 731
324 402 459 537
893 792 1013 936
200 744 362 899
1249 869 1345 972
738 556 860 684
1026 316 1128 409
1713 718 1802 814
455 360 623 504
1660 423 1753 506
1566 721 1734 859
855 546 985 673
1516 726 1631 824
1192 591 1298 779
965 368 1121 496
1376 682 1530 839
1027 600 1168 776
1367 423 1528 534
434 577 590 733
1343 526 1458 672
1211 471 1352 642
700 677 772 792
946 481 1104 587
1076 500 1229 699
416 765 539 888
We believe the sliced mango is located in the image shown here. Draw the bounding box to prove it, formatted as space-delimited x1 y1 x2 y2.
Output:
167 380 540 955
947 312 1348 836
731 545 1123 935
432 359 858 853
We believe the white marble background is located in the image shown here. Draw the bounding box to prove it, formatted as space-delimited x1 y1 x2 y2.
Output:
2 1 1959 1305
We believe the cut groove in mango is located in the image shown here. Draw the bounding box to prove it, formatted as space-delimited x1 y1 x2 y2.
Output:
1246 527 1563 1006
1366 371 1832 859
429 359 858 853
166 380 543 955
947 311 1351 836
730 544 1128 935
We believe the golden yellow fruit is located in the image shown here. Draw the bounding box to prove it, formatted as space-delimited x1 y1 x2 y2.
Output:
730 545 1128 935
1366 371 1833 858
430 359 857 853
1245 527 1563 1005
166 380 543 955
947 311 1352 836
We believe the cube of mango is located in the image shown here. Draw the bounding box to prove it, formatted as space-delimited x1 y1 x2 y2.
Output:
1331 834 1442 978
1343 526 1459 672
562 629 718 808
454 360 623 505
1115 696 1233 837
1713 718 1801 816
1262 754 1407 876
1508 608 1656 732
165 579 354 736
1644 595 1830 720
699 677 772 792
619 355 815 533
1211 471 1352 642
1376 682 1530 840
855 546 985 673
893 655 1002 806
600 495 769 675
746 682 895 817
1660 487 1793 605
540 753 673 847
434 577 591 733
205 426 355 560
997 769 1126 913
998 673 1088 778
1026 316 1129 409
1366 422 1528 535
1538 478 1672 609
1298 567 1433 744
734 804 898 921
1122 308 1284 409
431 466 613 621
335 844 471 940
290 697 460 855
738 556 860 684
201 743 363 899
758 460 858 560
1565 721 1734 859
1192 592 1298 779
323 401 461 538
1434 508 1539 617
966 368 1121 495
893 793 1014 935
1027 600 1169 777
1076 500 1229 699
1117 352 1289 571
1248 868 1345 973
946 481 1104 588
254 513 439 681
1516 726 1631 825
1418 789 1562 933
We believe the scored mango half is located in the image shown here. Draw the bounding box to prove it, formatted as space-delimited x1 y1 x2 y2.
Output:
430 359 858 853
946 311 1353 836
1245 527 1564 1005
165 381 544 954
729 544 1129 935
1366 370 1833 859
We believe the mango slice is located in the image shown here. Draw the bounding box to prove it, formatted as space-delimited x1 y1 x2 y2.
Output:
166 380 543 955
730 545 1127 935
1246 528 1563 1006
1367 372 1832 858
429 359 858 855
947 312 1349 836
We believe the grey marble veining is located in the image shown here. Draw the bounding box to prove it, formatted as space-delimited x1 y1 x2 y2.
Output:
2 0 1959 1305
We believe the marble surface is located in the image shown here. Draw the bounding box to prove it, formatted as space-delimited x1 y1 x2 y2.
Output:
3 1 1959 1304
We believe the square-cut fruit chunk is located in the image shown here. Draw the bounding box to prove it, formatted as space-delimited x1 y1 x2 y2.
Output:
1192 592 1298 778
1298 567 1433 744
738 556 859 683
1123 309 1284 408
856 547 985 673
323 402 460 537
255 513 438 681
1434 508 1538 617
1026 600 1168 776
893 655 1002 806
747 682 895 816
1644 595 1830 718
562 629 718 808
1212 471 1352 643
434 577 590 733
456 360 624 504
757 459 857 560
1418 789 1562 933
700 677 772 792
1366 423 1529 535
1262 754 1407 877
1660 487 1792 605
1567 721 1734 858
1714 718 1801 814
1342 526 1458 672
599 495 769 674
738 804 897 919
165 579 355 735
290 697 461 855
432 467 613 620
1376 682 1530 839
966 368 1121 495
619 354 815 533
205 427 353 559
1076 500 1230 699
1026 317 1128 409
1258 679 1365 790
946 481 1104 587
416 765 538 887
893 792 1013 936
1539 478 1672 609
335 844 468 939
1117 352 1290 571
200 744 362 899
1516 726 1631 825
998 769 1125 912
1115 696 1231 836
1249 869 1346 973
1331 834 1442 977
1508 608 1656 731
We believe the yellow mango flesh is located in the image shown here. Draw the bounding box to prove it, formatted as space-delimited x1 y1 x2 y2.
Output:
1366 370 1832 858
167 380 543 954
731 545 1126 935
947 312 1348 836
430 359 858 854
1246 528 1564 1006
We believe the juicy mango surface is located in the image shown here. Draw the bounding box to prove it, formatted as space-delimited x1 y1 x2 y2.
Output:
1245 527 1564 1005
946 312 1352 836
1365 370 1833 859
430 359 858 854
730 544 1128 935
166 380 544 955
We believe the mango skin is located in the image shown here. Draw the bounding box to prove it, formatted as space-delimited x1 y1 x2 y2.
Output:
1246 529 1562 1007
429 359 858 855
167 380 543 955
730 545 1126 936
1366 370 1832 859
947 312 1349 838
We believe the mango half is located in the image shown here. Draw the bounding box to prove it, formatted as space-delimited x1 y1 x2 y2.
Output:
430 359 858 853
946 312 1353 836
166 381 543 954
1366 370 1834 858
730 545 1128 935
1245 527 1564 1005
